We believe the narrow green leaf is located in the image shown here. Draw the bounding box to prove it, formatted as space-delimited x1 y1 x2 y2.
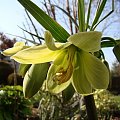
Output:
86 0 92 31
92 0 114 30
103 60 110 71
23 63 49 98
78 0 85 32
101 39 120 48
91 0 107 30
113 44 120 63
18 0 70 42
102 37 116 44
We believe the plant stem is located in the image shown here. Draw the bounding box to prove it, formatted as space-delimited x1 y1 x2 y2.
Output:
84 94 98 120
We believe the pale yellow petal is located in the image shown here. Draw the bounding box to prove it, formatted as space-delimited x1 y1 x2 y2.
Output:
72 51 93 95
80 50 109 89
11 45 64 64
44 31 71 51
67 31 102 52
2 42 28 56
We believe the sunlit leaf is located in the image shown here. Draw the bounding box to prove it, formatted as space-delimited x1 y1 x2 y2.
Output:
18 0 70 42
78 0 85 31
91 0 107 30
92 0 114 30
86 0 92 30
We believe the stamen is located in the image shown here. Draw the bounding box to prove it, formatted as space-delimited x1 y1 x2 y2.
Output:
53 45 76 84
53 63 73 84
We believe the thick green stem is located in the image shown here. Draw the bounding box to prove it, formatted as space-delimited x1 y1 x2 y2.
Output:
84 94 98 120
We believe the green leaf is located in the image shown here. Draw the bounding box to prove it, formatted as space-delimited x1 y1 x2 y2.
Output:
18 0 70 42
91 0 107 30
23 63 49 98
92 0 114 30
103 60 110 71
78 0 85 32
18 64 31 77
101 40 120 48
101 37 117 48
113 44 120 63
86 0 92 30
12 45 63 64
68 31 102 52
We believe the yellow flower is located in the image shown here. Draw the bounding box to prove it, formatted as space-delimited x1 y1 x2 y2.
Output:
2 31 109 95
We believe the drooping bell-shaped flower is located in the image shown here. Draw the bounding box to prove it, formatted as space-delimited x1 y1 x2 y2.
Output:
2 31 109 95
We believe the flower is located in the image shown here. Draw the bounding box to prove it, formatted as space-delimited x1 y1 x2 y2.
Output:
2 31 109 95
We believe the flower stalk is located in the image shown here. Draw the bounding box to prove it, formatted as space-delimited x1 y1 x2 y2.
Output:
84 95 98 120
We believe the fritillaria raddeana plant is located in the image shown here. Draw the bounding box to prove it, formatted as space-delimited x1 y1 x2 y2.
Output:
2 0 120 119
3 31 109 95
